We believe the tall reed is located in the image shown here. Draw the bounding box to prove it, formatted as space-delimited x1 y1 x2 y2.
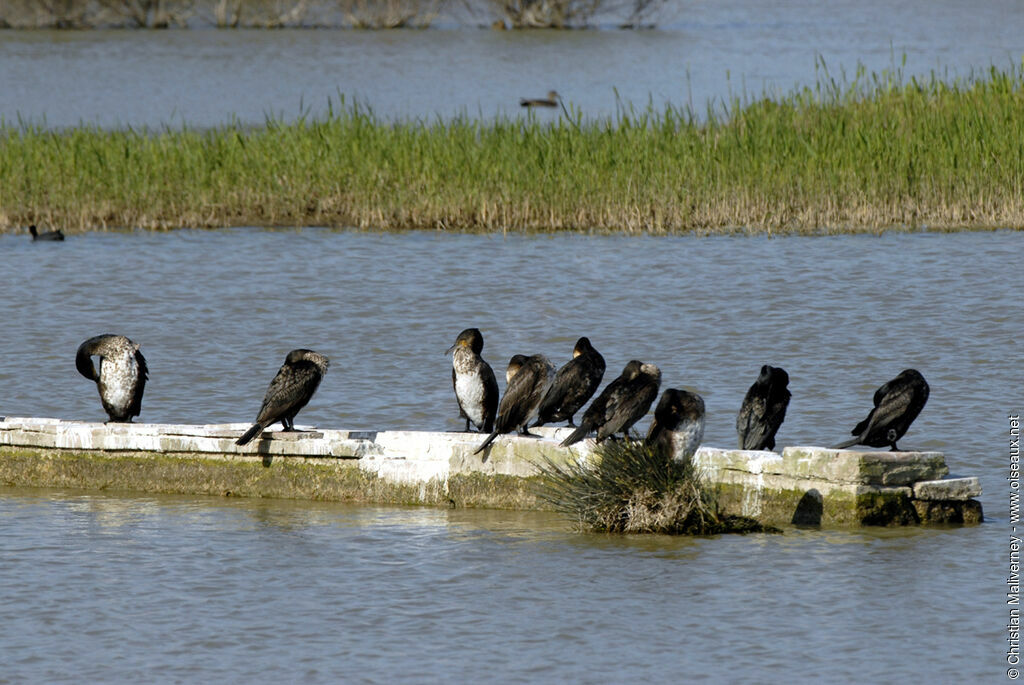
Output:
2 64 1022 234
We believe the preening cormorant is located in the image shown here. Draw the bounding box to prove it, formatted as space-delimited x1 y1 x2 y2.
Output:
446 328 499 433
533 336 605 428
646 388 706 461
76 334 148 423
520 91 561 108
28 225 64 241
833 368 929 451
736 365 791 451
236 349 330 446
474 354 556 454
560 360 661 447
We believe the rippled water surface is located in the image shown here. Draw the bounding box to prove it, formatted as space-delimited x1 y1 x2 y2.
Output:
0 487 1005 683
0 229 1019 680
1 0 1022 127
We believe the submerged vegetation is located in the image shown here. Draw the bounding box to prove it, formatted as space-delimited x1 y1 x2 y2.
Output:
1 64 1022 234
534 438 775 535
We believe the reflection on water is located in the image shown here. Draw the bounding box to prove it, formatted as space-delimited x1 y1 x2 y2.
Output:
0 486 1003 681
1 0 1022 128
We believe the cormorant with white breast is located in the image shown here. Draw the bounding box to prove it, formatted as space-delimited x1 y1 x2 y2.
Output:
833 368 929 451
76 334 148 423
474 354 555 454
533 336 605 428
29 224 64 241
646 388 705 461
560 360 661 447
236 349 330 446
446 328 499 433
736 365 791 451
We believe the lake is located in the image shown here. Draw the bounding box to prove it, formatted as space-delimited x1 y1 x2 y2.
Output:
1 0 1022 128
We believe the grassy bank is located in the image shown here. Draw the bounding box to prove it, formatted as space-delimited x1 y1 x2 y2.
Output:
2 64 1023 235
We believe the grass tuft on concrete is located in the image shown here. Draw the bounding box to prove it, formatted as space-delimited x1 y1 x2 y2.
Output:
534 438 779 535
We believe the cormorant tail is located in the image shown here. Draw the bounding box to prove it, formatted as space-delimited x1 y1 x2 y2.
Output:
559 423 590 448
832 436 861 450
236 423 267 446
474 431 500 455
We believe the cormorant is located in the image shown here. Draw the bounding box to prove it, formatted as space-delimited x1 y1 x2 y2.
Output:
646 388 706 461
833 369 929 451
446 328 499 433
236 349 330 446
520 90 561 108
736 365 791 451
76 334 148 423
474 354 556 454
29 225 64 241
533 336 605 428
560 360 661 447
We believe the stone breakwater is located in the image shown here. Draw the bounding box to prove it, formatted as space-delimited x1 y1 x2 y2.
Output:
0 417 982 527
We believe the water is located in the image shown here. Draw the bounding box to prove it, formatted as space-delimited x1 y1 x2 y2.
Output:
1 0 1022 128
0 488 1004 682
0 229 1019 680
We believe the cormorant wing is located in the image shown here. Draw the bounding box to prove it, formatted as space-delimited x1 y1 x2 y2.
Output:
538 356 600 419
863 380 924 435
255 361 323 425
496 362 543 431
872 377 897 407
127 348 149 418
737 394 769 450
600 378 659 438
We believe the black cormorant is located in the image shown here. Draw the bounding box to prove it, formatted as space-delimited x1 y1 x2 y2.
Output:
76 334 148 423
533 336 605 428
736 365 791 451
560 360 661 447
646 388 706 461
474 354 556 454
520 91 560 107
833 369 929 451
236 349 330 446
29 225 64 241
446 328 499 433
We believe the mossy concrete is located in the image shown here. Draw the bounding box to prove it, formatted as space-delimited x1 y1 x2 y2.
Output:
693 446 980 527
0 417 983 526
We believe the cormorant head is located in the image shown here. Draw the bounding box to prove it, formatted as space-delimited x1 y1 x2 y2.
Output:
506 354 529 383
899 369 925 383
446 328 484 356
572 337 592 358
640 362 662 385
655 388 683 426
768 365 789 387
621 360 644 379
28 225 38 238
285 349 330 374
678 389 706 420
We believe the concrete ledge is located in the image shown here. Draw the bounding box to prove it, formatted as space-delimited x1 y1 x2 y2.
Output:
0 417 982 527
913 477 982 501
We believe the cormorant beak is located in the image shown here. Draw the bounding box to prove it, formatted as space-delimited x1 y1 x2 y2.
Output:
445 343 457 356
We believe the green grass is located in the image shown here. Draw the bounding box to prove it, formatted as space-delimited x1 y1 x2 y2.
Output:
534 437 778 535
2 62 1023 234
